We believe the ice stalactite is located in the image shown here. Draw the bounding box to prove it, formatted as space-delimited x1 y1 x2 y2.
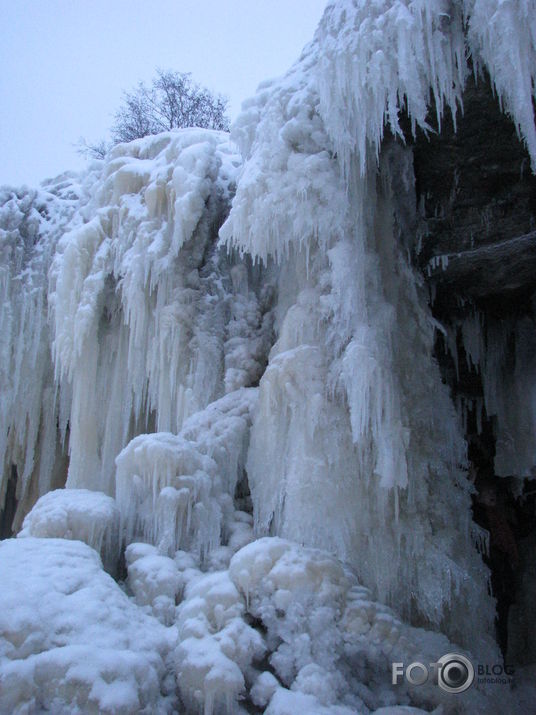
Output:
444 305 536 480
464 0 536 169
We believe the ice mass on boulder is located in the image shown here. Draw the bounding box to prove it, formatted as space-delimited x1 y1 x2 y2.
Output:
1 1 536 713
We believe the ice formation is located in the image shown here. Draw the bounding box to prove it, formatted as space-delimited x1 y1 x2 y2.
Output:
0 176 82 531
115 388 257 561
1 0 536 713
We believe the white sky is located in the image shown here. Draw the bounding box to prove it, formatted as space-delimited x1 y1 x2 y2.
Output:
0 0 327 187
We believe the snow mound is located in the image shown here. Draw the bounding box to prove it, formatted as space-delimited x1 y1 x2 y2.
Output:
175 568 265 714
0 537 175 714
18 488 120 573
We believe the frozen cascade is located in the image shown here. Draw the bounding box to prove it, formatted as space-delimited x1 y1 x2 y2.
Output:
49 129 271 495
222 0 536 655
1 0 536 713
0 175 84 531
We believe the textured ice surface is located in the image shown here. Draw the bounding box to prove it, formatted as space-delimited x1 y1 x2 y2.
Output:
115 388 257 561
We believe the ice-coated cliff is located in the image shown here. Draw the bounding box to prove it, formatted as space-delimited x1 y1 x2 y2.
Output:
1 1 536 713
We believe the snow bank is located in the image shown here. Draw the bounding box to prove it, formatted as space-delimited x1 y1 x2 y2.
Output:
0 537 175 714
19 488 120 573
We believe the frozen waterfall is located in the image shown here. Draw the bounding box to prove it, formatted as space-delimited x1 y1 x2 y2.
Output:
1 1 536 713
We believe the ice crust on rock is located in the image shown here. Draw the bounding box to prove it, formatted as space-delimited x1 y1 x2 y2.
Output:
18 487 120 573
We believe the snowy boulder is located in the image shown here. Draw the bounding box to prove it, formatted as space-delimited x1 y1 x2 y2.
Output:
0 537 175 714
228 538 495 713
18 488 120 573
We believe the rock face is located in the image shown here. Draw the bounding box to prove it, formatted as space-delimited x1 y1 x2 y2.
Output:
412 74 536 667
415 73 536 271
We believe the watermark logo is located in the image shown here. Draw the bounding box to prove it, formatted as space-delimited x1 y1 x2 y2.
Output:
476 663 514 686
392 653 475 693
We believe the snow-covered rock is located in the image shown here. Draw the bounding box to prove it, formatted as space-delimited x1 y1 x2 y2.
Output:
18 488 120 573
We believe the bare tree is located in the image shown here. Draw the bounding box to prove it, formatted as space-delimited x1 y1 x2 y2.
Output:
111 69 229 144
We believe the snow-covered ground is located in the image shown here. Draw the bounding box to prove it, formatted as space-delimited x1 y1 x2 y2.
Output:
1 1 536 712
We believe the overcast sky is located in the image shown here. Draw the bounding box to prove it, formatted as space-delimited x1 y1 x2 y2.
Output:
0 0 327 187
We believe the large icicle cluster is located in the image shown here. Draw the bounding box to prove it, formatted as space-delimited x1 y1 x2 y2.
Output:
0 175 84 530
48 129 272 495
1 0 536 713
223 0 522 655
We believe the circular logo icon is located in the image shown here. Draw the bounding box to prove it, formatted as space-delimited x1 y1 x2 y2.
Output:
437 653 474 693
